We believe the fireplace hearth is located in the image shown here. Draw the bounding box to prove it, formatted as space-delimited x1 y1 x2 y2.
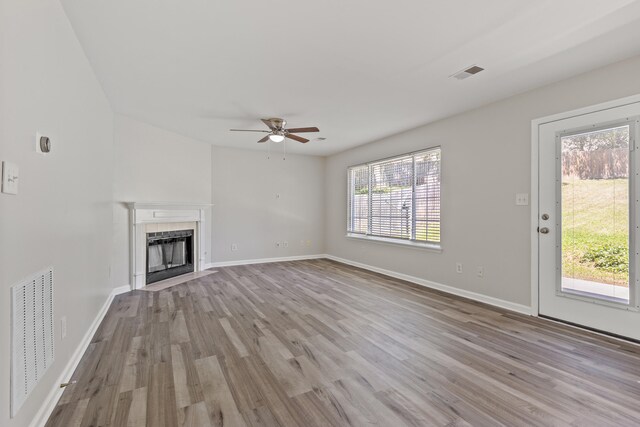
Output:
146 229 194 284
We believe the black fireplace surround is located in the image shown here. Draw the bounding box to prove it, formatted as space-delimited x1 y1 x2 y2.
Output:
146 229 194 284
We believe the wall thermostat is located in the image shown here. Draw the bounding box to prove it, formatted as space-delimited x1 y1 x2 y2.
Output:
36 133 51 154
40 136 51 153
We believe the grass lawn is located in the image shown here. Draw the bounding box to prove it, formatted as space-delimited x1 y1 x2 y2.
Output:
562 178 629 287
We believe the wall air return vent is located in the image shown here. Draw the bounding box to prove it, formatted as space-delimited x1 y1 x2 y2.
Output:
451 65 485 80
11 268 55 417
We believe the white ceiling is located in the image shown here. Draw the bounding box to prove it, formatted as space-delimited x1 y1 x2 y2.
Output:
61 0 640 156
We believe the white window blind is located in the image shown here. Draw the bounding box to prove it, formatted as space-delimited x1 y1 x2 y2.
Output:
348 147 441 244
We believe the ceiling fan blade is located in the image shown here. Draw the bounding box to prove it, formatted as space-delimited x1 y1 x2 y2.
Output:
285 127 319 133
230 129 270 133
257 135 270 143
261 119 276 130
286 133 309 143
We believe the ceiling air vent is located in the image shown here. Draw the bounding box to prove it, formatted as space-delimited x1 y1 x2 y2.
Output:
451 65 485 80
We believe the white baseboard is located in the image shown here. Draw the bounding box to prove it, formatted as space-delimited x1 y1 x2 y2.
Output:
29 285 130 427
205 254 327 269
325 255 532 316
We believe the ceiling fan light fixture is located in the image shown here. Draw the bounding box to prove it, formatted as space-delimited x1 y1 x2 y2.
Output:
230 118 318 144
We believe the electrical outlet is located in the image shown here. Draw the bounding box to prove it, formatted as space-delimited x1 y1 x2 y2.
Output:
61 316 67 339
283 241 288 248
306 240 311 247
231 243 238 251
456 263 463 274
477 266 484 278
275 242 280 248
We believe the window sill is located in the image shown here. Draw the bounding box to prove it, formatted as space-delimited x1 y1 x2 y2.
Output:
345 233 442 253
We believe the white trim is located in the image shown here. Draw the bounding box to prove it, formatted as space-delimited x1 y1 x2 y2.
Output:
127 202 213 210
29 285 130 427
325 255 532 315
207 254 327 268
345 233 442 252
530 93 640 318
111 285 132 295
531 94 640 127
531 119 540 316
536 315 640 347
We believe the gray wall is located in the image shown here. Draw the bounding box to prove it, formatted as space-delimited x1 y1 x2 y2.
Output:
0 0 115 425
212 146 325 263
111 114 214 288
325 55 640 307
111 118 326 277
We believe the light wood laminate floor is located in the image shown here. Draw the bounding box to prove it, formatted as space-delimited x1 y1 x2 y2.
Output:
46 259 640 426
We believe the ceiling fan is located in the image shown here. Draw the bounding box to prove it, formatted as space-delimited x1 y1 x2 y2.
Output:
230 118 320 143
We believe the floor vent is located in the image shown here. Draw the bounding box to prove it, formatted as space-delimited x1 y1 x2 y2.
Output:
11 268 55 417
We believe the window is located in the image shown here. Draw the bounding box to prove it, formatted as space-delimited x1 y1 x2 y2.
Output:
348 147 441 246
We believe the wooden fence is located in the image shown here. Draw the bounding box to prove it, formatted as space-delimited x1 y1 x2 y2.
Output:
562 148 628 179
350 182 440 241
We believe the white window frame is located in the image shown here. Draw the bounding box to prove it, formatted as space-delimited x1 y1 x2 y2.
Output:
346 147 442 251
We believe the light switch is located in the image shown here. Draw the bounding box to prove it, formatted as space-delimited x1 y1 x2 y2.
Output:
2 161 19 195
515 193 528 206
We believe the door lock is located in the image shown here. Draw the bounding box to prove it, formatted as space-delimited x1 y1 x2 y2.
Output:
541 214 549 220
539 227 550 234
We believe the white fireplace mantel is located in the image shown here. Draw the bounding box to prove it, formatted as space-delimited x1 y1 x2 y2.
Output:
128 202 212 290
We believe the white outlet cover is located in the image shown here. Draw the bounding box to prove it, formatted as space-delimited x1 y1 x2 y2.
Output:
61 316 67 339
2 161 19 195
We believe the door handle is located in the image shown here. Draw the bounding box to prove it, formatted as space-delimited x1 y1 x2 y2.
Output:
539 227 550 234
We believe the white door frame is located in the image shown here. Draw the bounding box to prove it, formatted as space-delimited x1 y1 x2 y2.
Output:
530 93 640 317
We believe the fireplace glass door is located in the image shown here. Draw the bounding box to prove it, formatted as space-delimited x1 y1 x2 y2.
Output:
146 229 194 284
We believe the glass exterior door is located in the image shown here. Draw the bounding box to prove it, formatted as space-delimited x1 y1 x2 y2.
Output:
537 102 640 340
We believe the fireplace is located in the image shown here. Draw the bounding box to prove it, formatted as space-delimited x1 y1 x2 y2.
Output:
128 202 210 290
146 229 194 284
